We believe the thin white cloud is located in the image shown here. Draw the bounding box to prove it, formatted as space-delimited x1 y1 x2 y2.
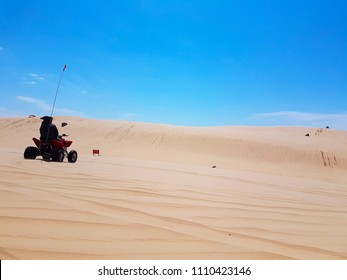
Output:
22 73 45 86
30 73 45 80
54 107 84 115
23 81 37 85
0 107 25 117
79 89 99 99
250 111 347 130
16 95 52 111
16 95 84 116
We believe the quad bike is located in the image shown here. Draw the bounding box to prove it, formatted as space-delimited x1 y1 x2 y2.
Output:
24 134 78 163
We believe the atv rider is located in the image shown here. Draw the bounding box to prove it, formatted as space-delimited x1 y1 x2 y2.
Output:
40 116 59 143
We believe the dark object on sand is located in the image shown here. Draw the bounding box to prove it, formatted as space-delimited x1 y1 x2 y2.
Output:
62 122 68 127
212 165 216 168
305 133 310 137
326 126 330 129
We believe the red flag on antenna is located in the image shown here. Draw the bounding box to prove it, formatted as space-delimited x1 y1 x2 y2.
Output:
63 64 67 71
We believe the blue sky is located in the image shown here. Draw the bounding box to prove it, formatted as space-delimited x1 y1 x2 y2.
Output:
1 0 347 129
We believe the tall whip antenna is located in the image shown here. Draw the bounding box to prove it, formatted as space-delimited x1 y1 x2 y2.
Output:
50 64 67 117
44 64 67 143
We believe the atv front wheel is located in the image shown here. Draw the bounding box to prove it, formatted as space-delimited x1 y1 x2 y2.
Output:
24 146 39 159
68 150 78 163
53 150 65 162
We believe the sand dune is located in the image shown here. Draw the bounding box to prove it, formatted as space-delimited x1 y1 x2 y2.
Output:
0 116 347 259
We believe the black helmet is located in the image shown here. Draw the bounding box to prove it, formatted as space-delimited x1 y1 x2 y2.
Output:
40 116 53 121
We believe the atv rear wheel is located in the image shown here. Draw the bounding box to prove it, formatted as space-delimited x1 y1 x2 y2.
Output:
68 150 78 163
53 150 65 162
24 146 39 159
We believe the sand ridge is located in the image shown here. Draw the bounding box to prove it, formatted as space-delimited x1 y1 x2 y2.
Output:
0 116 347 259
2 116 347 181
